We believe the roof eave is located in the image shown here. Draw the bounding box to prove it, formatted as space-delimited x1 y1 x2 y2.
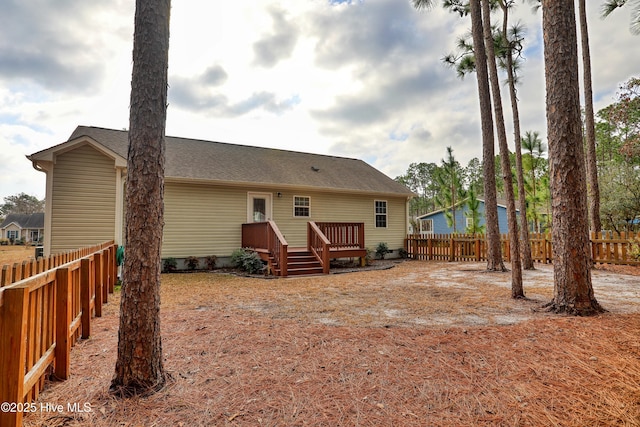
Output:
165 177 414 198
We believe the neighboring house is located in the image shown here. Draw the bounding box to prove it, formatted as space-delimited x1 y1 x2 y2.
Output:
28 126 414 265
416 199 516 235
0 213 45 244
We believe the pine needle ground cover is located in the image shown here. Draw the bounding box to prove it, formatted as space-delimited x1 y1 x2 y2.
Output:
23 261 640 426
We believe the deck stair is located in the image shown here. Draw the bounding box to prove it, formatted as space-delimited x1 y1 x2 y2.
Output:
271 248 324 276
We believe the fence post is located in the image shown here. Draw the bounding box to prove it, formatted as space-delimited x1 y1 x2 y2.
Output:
1 265 10 287
109 245 116 293
449 235 455 262
0 286 29 427
80 257 92 339
55 268 71 380
94 251 103 317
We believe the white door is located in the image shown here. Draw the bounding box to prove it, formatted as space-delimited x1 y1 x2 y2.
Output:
247 192 272 223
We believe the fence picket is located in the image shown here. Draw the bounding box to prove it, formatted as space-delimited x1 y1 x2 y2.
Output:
0 241 117 427
405 234 639 266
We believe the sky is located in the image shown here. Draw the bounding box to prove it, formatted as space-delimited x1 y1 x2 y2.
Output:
1 0 638 204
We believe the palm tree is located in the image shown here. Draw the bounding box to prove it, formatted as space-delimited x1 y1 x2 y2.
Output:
111 0 171 396
578 0 602 235
602 0 640 34
540 0 603 315
481 0 523 297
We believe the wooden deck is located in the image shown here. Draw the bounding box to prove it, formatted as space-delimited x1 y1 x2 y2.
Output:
242 222 367 276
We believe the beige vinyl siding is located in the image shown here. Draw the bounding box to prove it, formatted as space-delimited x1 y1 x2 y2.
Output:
50 145 117 253
162 182 246 257
272 190 408 250
162 183 408 257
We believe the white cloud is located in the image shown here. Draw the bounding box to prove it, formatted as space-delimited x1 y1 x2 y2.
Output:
0 0 638 204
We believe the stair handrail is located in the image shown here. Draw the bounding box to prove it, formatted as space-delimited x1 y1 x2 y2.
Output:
267 220 288 277
307 221 330 274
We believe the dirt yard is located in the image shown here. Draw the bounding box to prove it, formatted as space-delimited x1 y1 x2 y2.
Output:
19 260 640 426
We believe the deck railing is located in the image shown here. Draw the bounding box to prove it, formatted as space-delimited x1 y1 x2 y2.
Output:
315 222 365 250
242 221 288 276
0 242 117 427
308 222 331 274
406 232 640 266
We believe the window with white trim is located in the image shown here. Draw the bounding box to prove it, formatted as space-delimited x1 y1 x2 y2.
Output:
466 217 475 229
294 196 310 217
375 200 387 228
7 230 19 240
420 219 434 235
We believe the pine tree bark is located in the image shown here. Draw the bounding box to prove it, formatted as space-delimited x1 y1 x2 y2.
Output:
111 0 171 395
578 0 602 235
500 1 534 270
469 0 504 272
541 0 603 315
481 0 523 297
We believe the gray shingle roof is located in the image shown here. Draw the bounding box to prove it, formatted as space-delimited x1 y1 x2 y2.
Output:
0 213 44 229
62 126 413 196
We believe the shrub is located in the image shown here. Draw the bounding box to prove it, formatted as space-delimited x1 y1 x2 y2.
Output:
375 242 391 259
364 248 374 266
163 257 178 273
184 256 200 271
231 248 264 274
205 255 218 270
0 238 8 246
398 247 408 259
630 237 640 260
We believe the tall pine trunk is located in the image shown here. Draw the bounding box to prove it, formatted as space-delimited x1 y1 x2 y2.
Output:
469 0 504 272
501 2 534 270
541 0 603 315
578 0 602 235
481 0 522 294
111 0 171 395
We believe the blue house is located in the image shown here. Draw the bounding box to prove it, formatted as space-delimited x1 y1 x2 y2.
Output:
416 199 517 235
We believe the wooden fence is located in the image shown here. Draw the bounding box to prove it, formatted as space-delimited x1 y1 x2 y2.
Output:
406 232 640 266
0 241 117 427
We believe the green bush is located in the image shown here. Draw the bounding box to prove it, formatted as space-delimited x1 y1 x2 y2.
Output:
231 248 264 274
163 257 178 273
630 237 640 260
0 238 8 246
375 242 391 259
184 256 200 271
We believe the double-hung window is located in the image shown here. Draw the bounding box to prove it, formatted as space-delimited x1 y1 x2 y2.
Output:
375 200 387 228
420 219 434 235
294 196 310 218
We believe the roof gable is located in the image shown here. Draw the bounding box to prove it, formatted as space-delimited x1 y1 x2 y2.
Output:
36 126 413 196
0 213 44 229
